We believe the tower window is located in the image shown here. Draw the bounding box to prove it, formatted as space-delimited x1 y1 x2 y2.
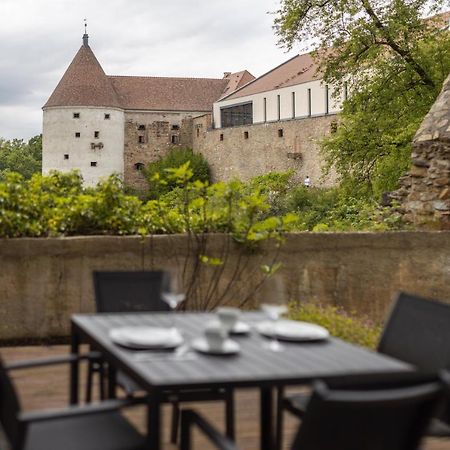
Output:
75 132 81 138
220 134 224 141
138 124 146 130
171 125 180 130
94 131 100 138
73 113 80 119
278 129 284 138
134 162 145 171
138 136 145 144
91 161 97 167
104 113 110 120
244 131 249 139
196 128 200 137
171 135 179 144
64 154 69 160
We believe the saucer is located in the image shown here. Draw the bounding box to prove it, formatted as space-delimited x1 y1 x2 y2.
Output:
191 337 240 355
110 326 183 349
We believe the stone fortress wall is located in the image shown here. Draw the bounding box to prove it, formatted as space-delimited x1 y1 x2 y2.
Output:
192 113 338 186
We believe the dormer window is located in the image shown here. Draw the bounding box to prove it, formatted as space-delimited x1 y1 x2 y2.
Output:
73 113 80 119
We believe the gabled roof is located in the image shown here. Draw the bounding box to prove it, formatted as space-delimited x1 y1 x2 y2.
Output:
43 43 121 109
220 70 256 99
109 76 229 111
221 52 320 102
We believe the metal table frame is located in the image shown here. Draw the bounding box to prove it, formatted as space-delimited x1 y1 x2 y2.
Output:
70 312 412 450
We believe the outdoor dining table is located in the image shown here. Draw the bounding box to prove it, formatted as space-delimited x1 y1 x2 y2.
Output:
70 311 413 450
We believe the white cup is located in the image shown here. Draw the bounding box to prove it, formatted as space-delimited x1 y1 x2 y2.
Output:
204 323 227 352
216 307 240 333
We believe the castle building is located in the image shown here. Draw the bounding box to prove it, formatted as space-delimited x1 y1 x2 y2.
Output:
42 33 254 189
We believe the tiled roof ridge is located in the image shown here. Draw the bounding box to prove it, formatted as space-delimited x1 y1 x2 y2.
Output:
108 75 227 82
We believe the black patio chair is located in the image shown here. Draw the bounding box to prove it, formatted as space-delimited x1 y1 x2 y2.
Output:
181 374 449 450
87 270 235 444
275 292 450 449
0 353 147 450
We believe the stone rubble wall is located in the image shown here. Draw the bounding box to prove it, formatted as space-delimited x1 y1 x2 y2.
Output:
192 114 338 185
392 74 450 229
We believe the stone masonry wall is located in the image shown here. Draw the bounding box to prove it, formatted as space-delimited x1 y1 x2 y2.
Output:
392 74 450 229
123 111 198 193
0 233 449 341
192 114 338 185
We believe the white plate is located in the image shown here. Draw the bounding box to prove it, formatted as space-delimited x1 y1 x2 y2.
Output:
256 320 329 342
109 326 183 349
191 337 240 355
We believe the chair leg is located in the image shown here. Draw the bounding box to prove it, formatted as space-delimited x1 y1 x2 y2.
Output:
225 388 235 439
98 362 106 400
275 386 284 450
170 400 180 444
85 359 94 403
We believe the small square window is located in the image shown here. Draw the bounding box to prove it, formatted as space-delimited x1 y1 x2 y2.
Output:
278 129 284 138
138 124 146 130
94 131 100 138
244 131 249 139
138 136 145 144
64 154 69 160
91 161 97 167
171 124 180 130
220 134 224 141
104 114 110 120
73 113 80 119
75 132 81 138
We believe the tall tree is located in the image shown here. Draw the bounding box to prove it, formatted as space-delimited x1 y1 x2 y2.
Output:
274 1 450 197
0 135 42 180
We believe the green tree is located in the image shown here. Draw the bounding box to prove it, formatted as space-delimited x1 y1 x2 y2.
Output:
0 134 42 180
274 2 450 197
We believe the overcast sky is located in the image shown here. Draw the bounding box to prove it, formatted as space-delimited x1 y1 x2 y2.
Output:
0 0 303 141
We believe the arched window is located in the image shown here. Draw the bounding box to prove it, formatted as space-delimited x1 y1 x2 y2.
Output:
134 162 145 171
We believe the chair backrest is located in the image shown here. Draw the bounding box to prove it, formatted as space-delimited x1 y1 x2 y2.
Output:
291 377 445 450
0 357 21 449
378 292 450 372
93 271 170 313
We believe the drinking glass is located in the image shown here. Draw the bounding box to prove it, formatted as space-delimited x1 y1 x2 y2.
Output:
260 273 287 352
161 270 186 331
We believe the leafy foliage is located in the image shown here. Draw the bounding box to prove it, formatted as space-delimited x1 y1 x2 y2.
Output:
274 1 450 197
0 135 42 180
145 148 211 199
289 302 382 349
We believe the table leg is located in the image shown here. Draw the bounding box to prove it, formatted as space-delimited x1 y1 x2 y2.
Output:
147 390 162 450
70 325 80 405
260 387 274 450
107 364 117 399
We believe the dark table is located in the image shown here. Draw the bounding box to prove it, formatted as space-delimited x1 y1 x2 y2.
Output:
70 311 413 450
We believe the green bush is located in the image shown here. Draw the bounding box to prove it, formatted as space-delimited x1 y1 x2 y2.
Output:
289 302 381 349
145 148 210 199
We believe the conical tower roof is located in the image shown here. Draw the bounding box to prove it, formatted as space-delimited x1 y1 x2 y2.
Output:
43 36 122 109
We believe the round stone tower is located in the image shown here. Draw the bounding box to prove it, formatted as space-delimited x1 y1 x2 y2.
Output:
42 33 125 186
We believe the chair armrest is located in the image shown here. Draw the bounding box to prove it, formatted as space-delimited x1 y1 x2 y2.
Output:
181 410 240 450
18 396 147 424
5 351 102 371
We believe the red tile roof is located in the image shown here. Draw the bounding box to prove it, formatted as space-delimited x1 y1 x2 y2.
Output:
43 44 122 109
222 52 320 101
44 42 252 112
109 76 229 111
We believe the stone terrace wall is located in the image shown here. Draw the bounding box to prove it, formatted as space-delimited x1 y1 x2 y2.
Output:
393 74 450 229
0 232 449 341
192 114 338 186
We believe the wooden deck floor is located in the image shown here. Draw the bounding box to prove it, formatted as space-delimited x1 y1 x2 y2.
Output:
1 345 449 450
